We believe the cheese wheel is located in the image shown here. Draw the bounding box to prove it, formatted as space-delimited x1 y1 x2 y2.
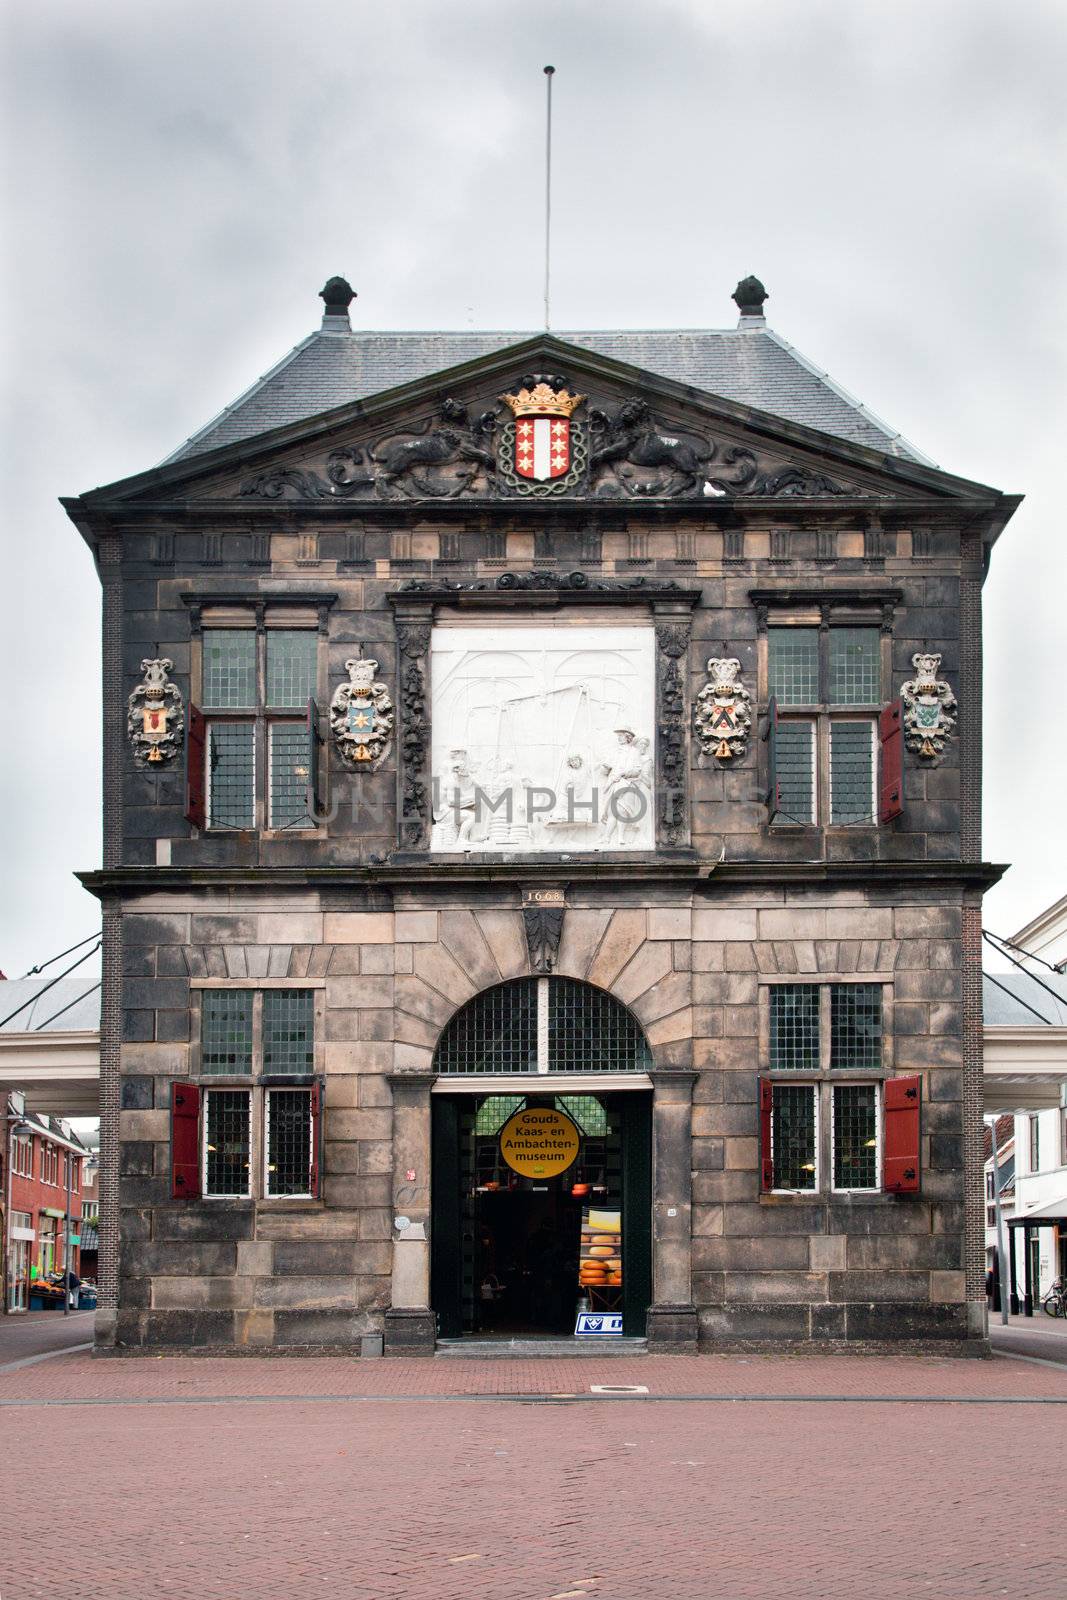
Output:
589 1246 614 1258
592 1234 618 1245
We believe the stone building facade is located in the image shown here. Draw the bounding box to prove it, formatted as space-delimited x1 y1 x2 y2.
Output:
64 277 1019 1353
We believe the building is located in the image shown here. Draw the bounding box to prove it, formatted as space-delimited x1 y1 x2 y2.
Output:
982 965 1067 1311
1009 895 1067 973
63 275 1021 1354
4 1091 89 1312
0 977 102 1117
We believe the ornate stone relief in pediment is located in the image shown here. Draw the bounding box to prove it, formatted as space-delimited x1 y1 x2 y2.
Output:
229 374 874 504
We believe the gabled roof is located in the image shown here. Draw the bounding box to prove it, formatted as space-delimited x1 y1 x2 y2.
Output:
163 320 934 468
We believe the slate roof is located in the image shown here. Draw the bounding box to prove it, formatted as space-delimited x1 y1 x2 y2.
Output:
163 321 933 467
982 971 1067 1027
0 978 102 1034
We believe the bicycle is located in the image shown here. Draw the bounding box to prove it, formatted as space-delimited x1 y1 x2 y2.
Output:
1041 1278 1067 1318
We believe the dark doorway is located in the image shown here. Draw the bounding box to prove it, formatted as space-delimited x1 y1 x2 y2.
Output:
431 1091 651 1340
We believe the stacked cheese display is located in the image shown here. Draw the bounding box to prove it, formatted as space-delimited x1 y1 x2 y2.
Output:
578 1208 622 1290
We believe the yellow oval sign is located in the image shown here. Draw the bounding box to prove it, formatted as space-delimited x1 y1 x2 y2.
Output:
499 1106 580 1179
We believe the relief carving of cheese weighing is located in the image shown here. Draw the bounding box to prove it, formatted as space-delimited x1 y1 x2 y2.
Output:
429 626 656 852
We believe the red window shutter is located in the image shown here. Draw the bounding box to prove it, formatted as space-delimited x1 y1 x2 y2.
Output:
171 1082 201 1199
764 697 780 819
306 697 322 819
878 698 903 822
309 1081 322 1199
883 1074 921 1193
185 705 206 829
759 1077 774 1192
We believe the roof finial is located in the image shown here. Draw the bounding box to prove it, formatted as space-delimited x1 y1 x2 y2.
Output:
732 275 768 325
319 276 355 330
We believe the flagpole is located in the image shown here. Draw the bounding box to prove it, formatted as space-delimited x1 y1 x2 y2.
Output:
543 65 555 331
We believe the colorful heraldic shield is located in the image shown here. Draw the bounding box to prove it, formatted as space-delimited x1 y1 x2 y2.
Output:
127 657 184 767
499 377 587 495
329 657 395 769
694 657 752 761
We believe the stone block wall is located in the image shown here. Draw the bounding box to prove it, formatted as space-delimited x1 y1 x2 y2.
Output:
109 884 970 1350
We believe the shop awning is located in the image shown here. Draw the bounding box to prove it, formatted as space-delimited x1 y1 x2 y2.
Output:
1007 1198 1067 1228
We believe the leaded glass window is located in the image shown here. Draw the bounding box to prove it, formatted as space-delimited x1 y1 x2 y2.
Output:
203 630 256 710
265 1089 313 1196
772 1084 817 1190
263 990 315 1075
770 985 820 1070
547 978 652 1073
829 722 875 825
767 621 884 829
201 991 253 1075
774 722 816 824
204 1089 251 1196
832 1083 879 1189
433 977 651 1075
769 628 819 705
201 623 318 831
474 1095 525 1136
829 629 880 705
266 631 316 709
207 723 255 830
269 723 311 828
830 984 882 1069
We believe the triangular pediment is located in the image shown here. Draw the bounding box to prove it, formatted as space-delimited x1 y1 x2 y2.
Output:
73 336 1008 511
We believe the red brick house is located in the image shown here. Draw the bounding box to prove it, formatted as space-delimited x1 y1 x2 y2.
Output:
4 1091 91 1312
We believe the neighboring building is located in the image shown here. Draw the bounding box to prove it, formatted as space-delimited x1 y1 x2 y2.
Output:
63 274 1021 1354
983 966 1067 1310
1011 895 1067 973
77 1153 100 1288
0 978 101 1117
4 1091 90 1312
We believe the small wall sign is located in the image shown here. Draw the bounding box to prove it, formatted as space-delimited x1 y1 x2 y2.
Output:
575 1313 623 1336
498 1106 580 1179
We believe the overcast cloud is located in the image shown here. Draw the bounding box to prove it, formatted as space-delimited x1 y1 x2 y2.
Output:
1 0 1064 978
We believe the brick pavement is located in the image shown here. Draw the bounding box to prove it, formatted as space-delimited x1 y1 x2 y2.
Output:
2 1351 1065 1600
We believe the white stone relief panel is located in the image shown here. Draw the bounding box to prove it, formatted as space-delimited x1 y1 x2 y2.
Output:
430 625 655 852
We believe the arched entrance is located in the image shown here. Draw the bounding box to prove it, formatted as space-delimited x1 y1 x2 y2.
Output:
430 977 653 1339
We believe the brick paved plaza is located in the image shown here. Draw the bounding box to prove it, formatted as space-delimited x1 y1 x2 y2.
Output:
2 1343 1065 1600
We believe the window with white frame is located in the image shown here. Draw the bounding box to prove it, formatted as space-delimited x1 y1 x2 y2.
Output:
199 626 320 831
766 625 884 827
12 1134 33 1177
195 988 319 1200
765 982 886 1193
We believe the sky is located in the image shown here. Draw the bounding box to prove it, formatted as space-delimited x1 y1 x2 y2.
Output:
1 0 1065 982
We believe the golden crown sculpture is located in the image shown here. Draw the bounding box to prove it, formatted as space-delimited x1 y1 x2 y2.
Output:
501 380 585 418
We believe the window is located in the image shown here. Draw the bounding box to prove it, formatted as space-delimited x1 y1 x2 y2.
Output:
40 1143 59 1186
1029 1115 1040 1173
194 626 320 831
171 988 321 1201
763 982 897 1195
12 1134 32 1177
766 625 885 826
433 977 652 1075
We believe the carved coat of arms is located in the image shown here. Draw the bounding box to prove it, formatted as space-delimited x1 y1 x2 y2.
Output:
900 653 957 758
694 658 752 760
329 658 395 768
498 375 587 495
127 658 184 766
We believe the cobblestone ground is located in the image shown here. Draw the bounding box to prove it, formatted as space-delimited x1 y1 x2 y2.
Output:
3 1351 1065 1600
